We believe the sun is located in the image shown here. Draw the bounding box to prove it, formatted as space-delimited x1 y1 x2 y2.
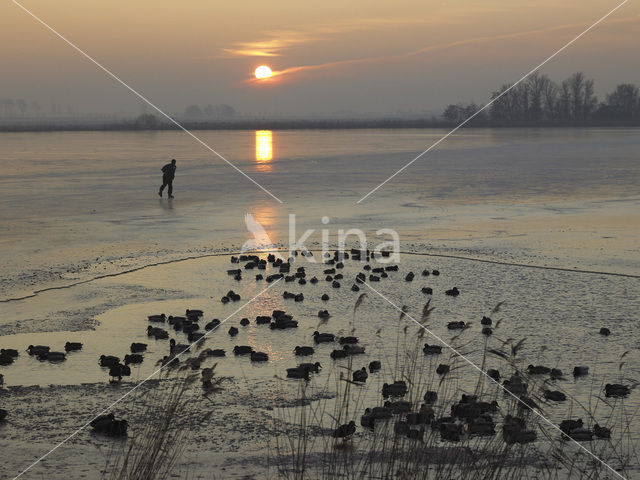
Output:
254 65 273 79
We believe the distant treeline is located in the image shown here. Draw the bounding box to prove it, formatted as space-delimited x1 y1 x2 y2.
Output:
443 72 640 126
1 72 639 132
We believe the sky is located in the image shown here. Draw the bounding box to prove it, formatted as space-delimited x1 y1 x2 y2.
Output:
1 0 639 117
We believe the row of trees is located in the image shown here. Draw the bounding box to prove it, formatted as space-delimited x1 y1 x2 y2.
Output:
0 98 74 117
442 72 640 124
183 103 236 119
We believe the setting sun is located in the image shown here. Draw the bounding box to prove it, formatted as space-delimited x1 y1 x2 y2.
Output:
254 65 273 79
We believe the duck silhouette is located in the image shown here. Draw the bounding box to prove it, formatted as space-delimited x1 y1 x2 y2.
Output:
353 367 368 383
332 421 356 439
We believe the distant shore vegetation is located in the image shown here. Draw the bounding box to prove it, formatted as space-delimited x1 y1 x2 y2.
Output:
1 72 639 132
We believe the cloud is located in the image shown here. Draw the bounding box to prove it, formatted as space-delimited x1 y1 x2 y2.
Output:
245 14 640 84
221 17 440 58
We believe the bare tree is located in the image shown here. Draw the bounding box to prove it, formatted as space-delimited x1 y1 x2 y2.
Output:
606 83 640 118
543 80 559 120
568 72 586 119
16 99 27 117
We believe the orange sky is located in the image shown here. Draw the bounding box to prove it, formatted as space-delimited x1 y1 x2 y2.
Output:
1 0 638 116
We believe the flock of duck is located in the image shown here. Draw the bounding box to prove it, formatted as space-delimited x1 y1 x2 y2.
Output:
0 249 632 445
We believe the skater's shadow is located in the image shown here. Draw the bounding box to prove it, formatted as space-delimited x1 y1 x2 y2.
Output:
158 198 174 211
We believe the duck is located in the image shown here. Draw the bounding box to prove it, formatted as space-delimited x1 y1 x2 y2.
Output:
405 272 415 282
527 365 551 375
313 331 335 343
330 349 348 360
63 342 82 352
599 327 611 336
0 373 4 386
421 269 430 276
369 360 381 372
168 316 185 325
169 339 191 355
447 321 466 330
147 314 166 323
310 277 319 284
351 284 360 292
109 363 131 382
317 310 331 319
270 319 298 330
298 362 321 373
594 424 611 438
605 383 631 398
369 275 380 282
573 366 589 377
206 349 226 357
543 390 567 402
481 327 493 336
503 373 528 395
432 270 440 276
233 345 254 355
228 326 239 336
382 381 408 398
353 367 368 383
0 352 14 366
1 349 19 358
130 343 147 353
0 408 6 421
445 287 460 296
344 345 365 355
250 351 269 362
183 323 200 334
240 318 250 326
91 414 128 436
294 346 315 356
202 367 215 388
186 309 203 317
332 421 356 439
188 332 205 343
487 369 500 381
385 400 411 413
423 343 442 355
147 326 169 340
423 391 438 404
436 364 450 375
256 315 272 325
99 355 120 367
226 291 241 302
421 287 433 294
481 316 492 325
124 354 144 365
339 336 358 345
39 351 66 362
550 368 563 380
286 364 315 380
321 293 330 301
27 345 50 356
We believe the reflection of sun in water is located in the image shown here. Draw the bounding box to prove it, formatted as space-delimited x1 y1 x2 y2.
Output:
255 130 273 172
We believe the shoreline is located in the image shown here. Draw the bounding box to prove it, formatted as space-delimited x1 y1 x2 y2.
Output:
1 121 639 133
2 247 639 305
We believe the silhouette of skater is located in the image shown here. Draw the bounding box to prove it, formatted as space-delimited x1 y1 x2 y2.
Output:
159 159 176 198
